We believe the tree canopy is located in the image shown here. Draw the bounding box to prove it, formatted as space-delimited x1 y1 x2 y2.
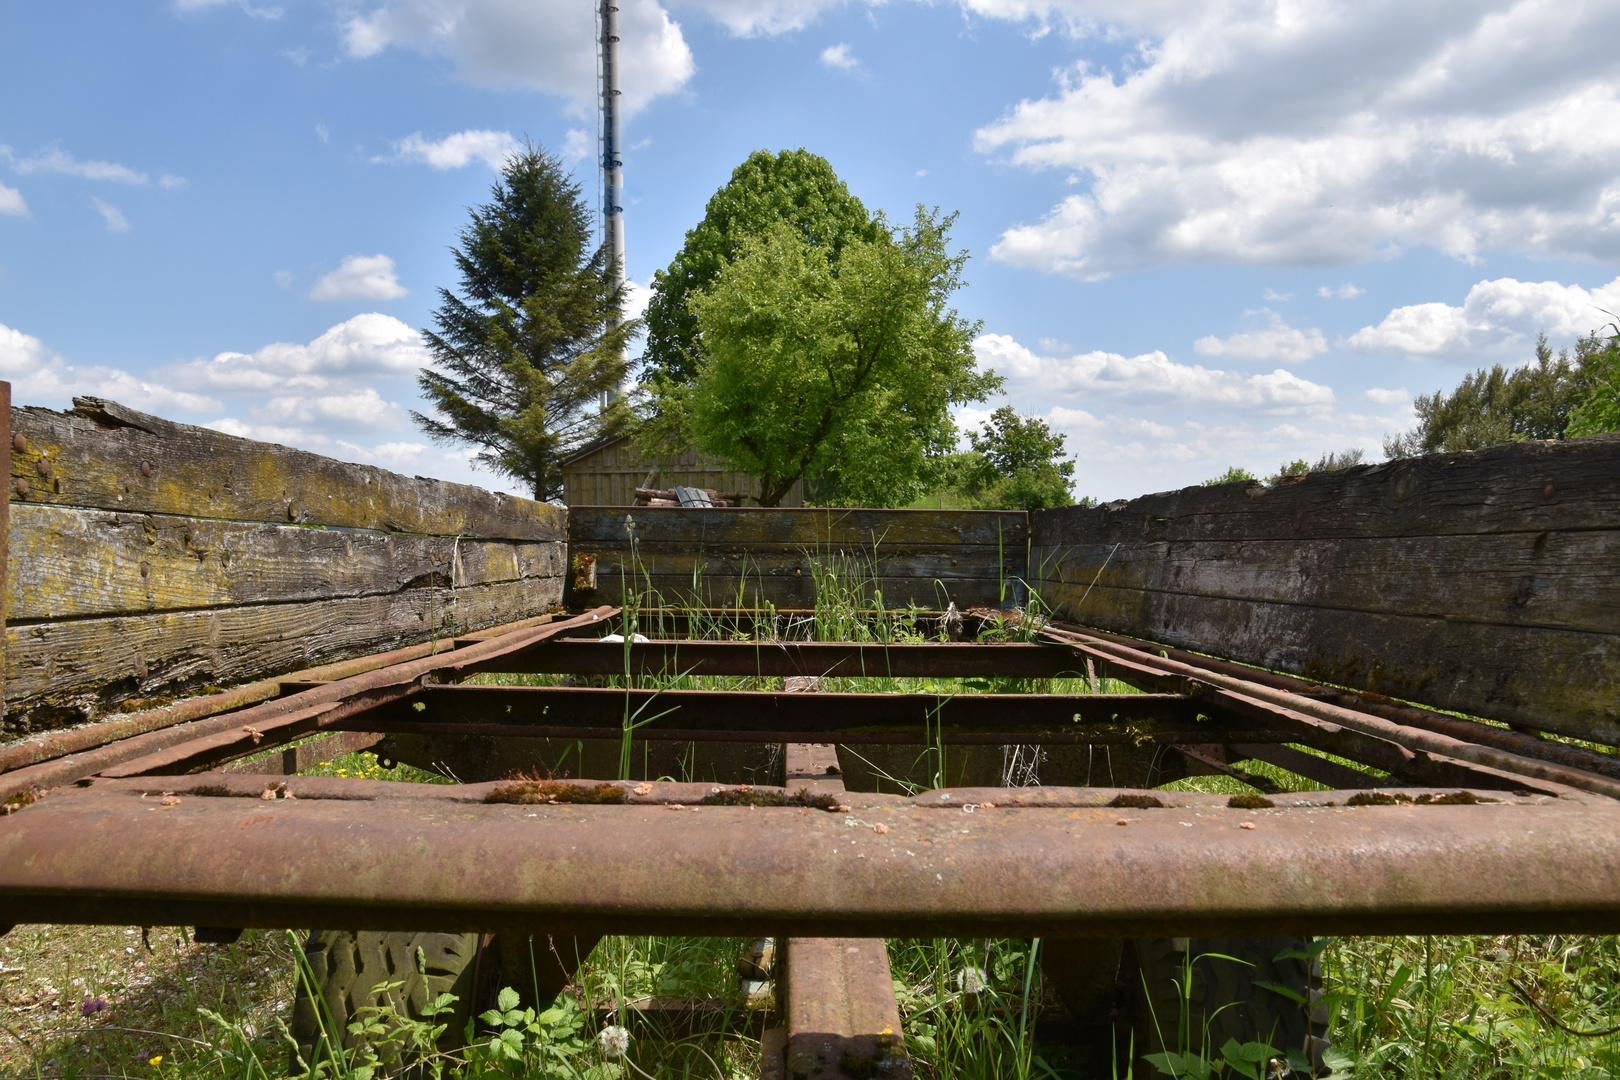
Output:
412 146 637 500
926 407 1076 509
641 148 883 384
1384 332 1611 458
641 208 999 507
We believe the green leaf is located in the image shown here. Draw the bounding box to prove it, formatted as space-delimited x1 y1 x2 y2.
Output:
537 1006 565 1025
497 986 521 1012
1252 979 1309 1004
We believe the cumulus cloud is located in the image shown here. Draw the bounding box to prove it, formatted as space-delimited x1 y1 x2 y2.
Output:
975 0 1620 276
388 129 519 170
976 332 1334 410
0 320 219 413
91 197 129 232
1364 387 1409 403
1346 274 1620 358
683 0 849 35
820 43 857 69
342 0 694 116
309 255 408 301
563 129 593 162
261 386 397 427
1193 312 1327 364
0 184 25 216
13 148 147 184
158 313 429 393
1319 283 1364 299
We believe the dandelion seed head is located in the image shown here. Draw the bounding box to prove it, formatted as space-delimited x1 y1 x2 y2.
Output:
598 1024 630 1059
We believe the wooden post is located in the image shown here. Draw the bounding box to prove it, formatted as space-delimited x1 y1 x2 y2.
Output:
0 380 10 721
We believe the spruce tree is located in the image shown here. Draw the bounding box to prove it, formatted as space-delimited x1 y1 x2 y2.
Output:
413 145 637 500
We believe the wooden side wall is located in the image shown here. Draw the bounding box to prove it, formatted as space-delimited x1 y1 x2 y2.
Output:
561 438 805 507
1030 436 1620 744
6 398 566 732
565 507 1026 610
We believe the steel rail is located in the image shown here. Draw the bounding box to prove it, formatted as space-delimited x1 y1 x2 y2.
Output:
1042 629 1620 799
0 778 1616 937
1046 622 1620 782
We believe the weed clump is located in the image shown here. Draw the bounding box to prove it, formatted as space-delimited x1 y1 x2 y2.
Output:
700 787 843 810
1108 793 1165 809
1415 791 1491 805
1227 793 1276 809
1347 791 1412 806
487 780 626 805
1 788 40 815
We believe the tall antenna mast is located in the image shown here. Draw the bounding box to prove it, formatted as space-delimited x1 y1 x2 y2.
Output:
599 0 624 306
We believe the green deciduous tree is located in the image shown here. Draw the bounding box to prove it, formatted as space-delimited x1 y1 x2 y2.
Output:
942 407 1075 509
1383 333 1609 458
641 148 883 384
641 208 1000 507
1567 324 1620 437
412 145 637 500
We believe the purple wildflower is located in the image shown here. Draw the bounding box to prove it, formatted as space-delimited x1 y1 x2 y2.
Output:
80 997 108 1017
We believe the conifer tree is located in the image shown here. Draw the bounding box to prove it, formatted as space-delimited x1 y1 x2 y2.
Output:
413 145 637 500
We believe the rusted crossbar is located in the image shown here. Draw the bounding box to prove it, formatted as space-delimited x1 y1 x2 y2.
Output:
1 777 1618 937
486 640 1087 678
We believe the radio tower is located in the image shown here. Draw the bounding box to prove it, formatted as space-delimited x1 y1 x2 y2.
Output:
598 0 625 336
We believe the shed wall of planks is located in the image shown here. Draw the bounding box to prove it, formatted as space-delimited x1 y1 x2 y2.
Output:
560 436 804 507
5 397 566 732
1030 435 1620 745
565 507 1026 610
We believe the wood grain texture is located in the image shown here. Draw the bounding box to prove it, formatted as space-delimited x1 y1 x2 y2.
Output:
9 503 564 620
567 507 1028 608
5 577 561 732
9 398 564 540
1031 437 1620 744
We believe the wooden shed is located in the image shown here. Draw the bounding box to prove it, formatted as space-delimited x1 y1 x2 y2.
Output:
559 435 804 507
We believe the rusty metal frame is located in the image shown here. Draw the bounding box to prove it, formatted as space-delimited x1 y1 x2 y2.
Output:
2 603 1619 1077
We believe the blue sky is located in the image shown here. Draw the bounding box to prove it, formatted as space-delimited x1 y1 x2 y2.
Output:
3 0 1619 501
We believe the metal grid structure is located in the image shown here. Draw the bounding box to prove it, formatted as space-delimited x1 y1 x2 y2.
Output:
1 602 1619 1077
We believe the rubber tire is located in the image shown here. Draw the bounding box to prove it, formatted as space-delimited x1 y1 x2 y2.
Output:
289 930 482 1073
1126 937 1329 1077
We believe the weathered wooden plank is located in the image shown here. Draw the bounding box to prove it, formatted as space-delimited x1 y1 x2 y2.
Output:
1031 434 1620 545
9 503 564 620
1035 531 1618 635
4 578 560 732
9 398 564 540
569 506 1028 546
1038 579 1619 745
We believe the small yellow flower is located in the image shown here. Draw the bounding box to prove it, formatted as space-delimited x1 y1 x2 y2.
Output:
149 1056 163 1067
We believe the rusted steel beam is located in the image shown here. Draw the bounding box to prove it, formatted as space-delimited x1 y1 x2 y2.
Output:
781 937 910 1080
221 730 384 776
780 716 911 1080
0 607 615 798
483 640 1085 678
0 612 559 777
0 778 1616 937
388 685 1206 730
1046 623 1620 785
1055 632 1620 799
345 723 1293 747
1228 742 1385 790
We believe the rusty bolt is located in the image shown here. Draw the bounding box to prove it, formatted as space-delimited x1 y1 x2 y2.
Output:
11 433 24 454
1544 484 1555 498
13 477 27 496
140 562 150 578
141 461 152 478
35 458 49 477
286 502 300 521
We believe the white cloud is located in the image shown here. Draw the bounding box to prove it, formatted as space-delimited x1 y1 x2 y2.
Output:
1318 283 1364 299
158 313 429 393
342 0 694 116
91 197 129 232
262 386 397 427
0 184 25 216
820 43 857 69
173 0 283 17
160 175 188 190
974 0 1620 276
309 254 408 301
1262 288 1292 302
388 129 520 171
316 123 330 143
1363 387 1409 403
14 148 147 184
682 0 848 35
1193 311 1327 364
1346 274 1620 358
274 270 293 289
976 332 1334 410
563 129 593 162
0 320 219 413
